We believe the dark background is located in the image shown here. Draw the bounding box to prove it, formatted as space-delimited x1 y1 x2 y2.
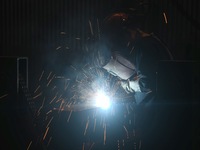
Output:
0 0 200 150
1 0 200 60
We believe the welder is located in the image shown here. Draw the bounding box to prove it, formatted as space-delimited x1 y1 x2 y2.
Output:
92 9 173 105
90 9 174 149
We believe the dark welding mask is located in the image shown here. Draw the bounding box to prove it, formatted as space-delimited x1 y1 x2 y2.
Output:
103 52 136 80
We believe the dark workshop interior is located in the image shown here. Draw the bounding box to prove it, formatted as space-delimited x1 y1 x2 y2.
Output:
0 0 200 150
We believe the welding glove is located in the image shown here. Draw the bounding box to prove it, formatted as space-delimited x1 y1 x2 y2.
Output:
120 78 153 104
120 78 141 94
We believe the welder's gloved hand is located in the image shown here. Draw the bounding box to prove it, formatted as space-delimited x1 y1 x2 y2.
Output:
120 78 141 94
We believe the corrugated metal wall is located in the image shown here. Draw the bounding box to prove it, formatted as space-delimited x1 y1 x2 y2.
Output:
0 0 104 56
154 0 200 59
1 0 200 60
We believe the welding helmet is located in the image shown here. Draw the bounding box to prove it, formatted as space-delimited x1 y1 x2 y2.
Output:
92 42 136 80
102 52 136 80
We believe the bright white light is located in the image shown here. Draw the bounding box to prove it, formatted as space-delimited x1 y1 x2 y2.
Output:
95 91 111 109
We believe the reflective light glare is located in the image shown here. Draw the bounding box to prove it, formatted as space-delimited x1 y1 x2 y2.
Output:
95 91 111 109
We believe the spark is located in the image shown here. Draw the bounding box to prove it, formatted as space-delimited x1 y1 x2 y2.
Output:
39 70 44 81
58 100 64 113
47 71 52 80
103 124 106 145
26 141 32 150
60 32 66 35
127 41 130 47
56 98 62 103
46 110 52 115
76 74 82 83
43 127 49 140
130 46 135 54
89 20 94 36
123 125 129 139
82 142 85 150
97 18 100 39
46 117 54 128
89 142 95 150
93 118 96 132
81 63 89 72
126 104 130 114
37 97 45 115
129 119 131 125
0 94 8 99
47 136 52 147
75 37 81 40
66 100 72 108
139 140 142 150
163 12 168 24
33 92 42 99
49 93 57 104
82 72 89 79
47 74 55 87
56 46 62 50
45 115 49 121
70 65 77 71
67 110 73 122
34 85 40 93
84 118 89 135
64 79 70 90
130 104 134 111
55 76 64 79
51 86 57 91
